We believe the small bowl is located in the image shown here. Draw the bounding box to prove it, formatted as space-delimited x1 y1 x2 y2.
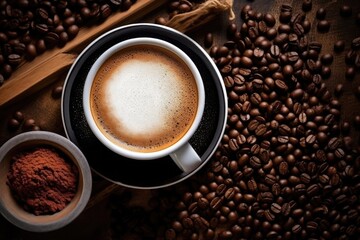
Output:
0 131 92 232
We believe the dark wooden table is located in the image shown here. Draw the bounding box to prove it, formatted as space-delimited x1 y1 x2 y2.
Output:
1 0 360 239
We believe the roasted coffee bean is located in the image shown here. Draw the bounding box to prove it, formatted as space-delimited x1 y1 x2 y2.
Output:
224 188 235 200
51 85 63 99
316 7 326 20
321 53 333 65
155 16 167 25
270 203 282 214
250 156 262 169
280 12 292 24
204 33 213 48
340 5 352 17
264 209 275 222
265 174 277 185
275 79 288 92
317 20 330 32
7 118 20 130
351 37 360 50
334 83 344 96
210 196 223 210
302 0 312 12
270 45 280 58
345 66 356 79
334 40 345 52
279 161 289 175
264 13 276 27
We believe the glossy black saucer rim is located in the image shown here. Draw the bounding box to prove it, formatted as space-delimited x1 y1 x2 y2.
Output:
62 24 226 189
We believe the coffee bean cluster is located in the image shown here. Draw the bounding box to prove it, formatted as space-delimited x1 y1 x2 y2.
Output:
0 0 136 85
7 110 40 131
155 0 204 25
107 2 360 240
160 4 360 240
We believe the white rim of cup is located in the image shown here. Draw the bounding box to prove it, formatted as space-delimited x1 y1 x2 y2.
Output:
83 37 205 160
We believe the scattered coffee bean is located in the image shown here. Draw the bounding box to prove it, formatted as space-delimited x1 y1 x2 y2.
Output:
345 66 356 79
357 12 360 25
7 118 20 130
316 8 326 20
204 33 214 48
52 85 63 99
321 53 334 65
354 115 360 127
317 20 330 32
13 111 24 122
334 40 345 52
355 85 360 98
23 118 36 131
334 83 344 96
340 5 352 17
351 37 360 50
302 0 312 12
155 16 167 25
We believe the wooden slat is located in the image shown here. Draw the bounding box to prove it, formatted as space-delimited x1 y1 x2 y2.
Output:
0 0 167 108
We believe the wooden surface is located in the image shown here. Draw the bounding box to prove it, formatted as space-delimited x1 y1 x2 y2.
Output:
1 0 360 239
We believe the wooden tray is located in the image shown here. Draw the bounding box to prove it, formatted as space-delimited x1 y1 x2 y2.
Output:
0 0 167 109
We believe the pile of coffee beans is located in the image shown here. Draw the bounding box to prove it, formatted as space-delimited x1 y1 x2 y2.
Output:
110 2 360 240
0 0 137 85
155 0 204 25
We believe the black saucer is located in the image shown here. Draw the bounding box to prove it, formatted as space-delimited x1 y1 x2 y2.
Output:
61 24 227 188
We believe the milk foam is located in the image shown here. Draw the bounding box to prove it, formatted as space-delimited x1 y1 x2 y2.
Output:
91 45 198 152
105 59 182 134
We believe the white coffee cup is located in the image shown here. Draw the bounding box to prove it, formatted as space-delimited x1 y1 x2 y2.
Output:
83 37 205 173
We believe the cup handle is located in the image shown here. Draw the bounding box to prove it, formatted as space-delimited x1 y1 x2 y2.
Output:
170 143 202 173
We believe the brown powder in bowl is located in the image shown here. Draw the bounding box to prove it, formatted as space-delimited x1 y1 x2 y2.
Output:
6 147 79 215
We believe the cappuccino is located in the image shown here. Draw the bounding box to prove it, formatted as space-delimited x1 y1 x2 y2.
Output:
90 44 198 153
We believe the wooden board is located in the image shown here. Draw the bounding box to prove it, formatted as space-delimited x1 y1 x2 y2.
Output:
0 0 167 109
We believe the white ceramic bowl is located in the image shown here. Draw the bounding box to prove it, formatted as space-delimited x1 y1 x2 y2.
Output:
0 131 92 232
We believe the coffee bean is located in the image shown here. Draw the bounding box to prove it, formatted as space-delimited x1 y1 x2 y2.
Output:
250 156 262 169
247 179 258 192
210 196 223 211
316 8 326 20
292 224 302 234
263 13 276 27
302 0 312 12
334 40 345 52
262 209 275 222
216 184 227 196
275 79 288 92
265 174 277 185
307 184 320 196
204 33 213 48
354 115 360 127
321 53 333 65
52 85 63 99
23 118 36 131
340 5 352 17
155 16 167 25
317 20 330 32
270 203 282 214
13 111 24 122
351 37 360 50
279 161 289 175
334 83 344 96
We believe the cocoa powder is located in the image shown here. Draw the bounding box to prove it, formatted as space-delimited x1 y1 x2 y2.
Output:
7 147 78 215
